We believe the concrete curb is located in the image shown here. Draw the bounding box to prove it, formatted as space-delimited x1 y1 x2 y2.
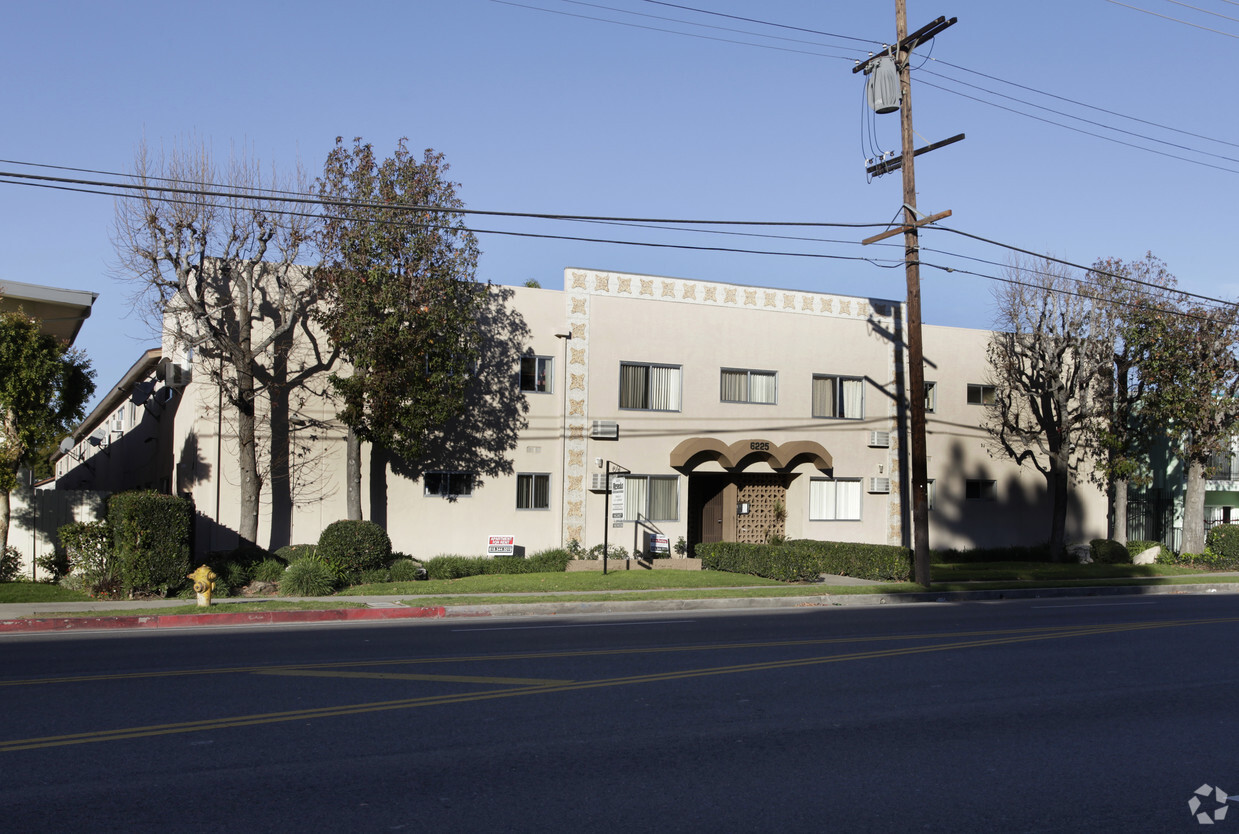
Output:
0 605 448 633
2 580 1237 634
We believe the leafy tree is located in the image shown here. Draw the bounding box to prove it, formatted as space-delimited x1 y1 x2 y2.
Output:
316 137 484 519
113 140 331 547
1136 298 1239 555
0 309 94 548
1085 253 1179 542
984 256 1110 560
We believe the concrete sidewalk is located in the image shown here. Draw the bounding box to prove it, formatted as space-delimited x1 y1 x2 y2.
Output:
3 574 1239 633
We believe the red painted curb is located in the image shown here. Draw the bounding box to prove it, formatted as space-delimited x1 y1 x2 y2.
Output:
0 606 449 633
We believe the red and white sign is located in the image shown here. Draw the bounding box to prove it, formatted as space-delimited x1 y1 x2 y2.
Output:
487 535 516 557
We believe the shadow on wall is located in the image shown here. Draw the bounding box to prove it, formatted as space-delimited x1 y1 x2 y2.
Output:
376 286 531 516
929 438 1087 550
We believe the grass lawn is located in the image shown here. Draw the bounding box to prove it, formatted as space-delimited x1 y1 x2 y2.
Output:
0 583 93 604
340 569 787 596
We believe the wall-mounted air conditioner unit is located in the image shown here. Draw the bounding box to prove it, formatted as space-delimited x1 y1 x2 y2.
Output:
868 477 891 494
160 359 192 389
590 473 610 492
868 431 890 448
590 420 619 440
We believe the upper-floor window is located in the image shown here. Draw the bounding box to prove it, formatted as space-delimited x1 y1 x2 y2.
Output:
924 381 937 413
520 356 553 393
967 384 996 406
721 368 777 405
424 471 475 498
619 362 681 411
812 375 864 419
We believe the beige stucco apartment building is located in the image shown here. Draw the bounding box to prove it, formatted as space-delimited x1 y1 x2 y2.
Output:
56 268 1108 559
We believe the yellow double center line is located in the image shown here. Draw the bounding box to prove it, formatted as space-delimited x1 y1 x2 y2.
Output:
2 617 1232 752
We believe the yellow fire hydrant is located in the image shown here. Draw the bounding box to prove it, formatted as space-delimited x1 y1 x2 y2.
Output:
188 565 217 607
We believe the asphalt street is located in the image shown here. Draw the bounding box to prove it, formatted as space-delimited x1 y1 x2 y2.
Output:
2 594 1237 832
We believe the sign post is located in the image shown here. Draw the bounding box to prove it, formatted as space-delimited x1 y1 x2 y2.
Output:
602 460 629 576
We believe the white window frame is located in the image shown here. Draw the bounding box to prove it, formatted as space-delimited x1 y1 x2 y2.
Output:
516 473 551 510
809 478 863 521
924 381 937 413
812 374 865 420
720 368 778 405
622 475 679 522
618 362 682 412
967 384 996 406
519 355 553 394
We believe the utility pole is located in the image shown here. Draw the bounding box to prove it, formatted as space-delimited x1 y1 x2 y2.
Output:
856 8 959 588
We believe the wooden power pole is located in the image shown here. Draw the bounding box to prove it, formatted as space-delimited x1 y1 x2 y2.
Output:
856 7 960 588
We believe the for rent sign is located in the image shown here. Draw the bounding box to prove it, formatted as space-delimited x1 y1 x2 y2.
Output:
487 535 516 557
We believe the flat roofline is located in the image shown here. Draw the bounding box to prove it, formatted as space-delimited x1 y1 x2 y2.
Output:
0 278 99 308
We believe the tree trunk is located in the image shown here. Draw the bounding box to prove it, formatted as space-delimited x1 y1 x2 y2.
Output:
1112 477 1128 544
0 487 9 552
346 427 362 521
235 381 260 548
1049 462 1070 561
1182 457 1207 555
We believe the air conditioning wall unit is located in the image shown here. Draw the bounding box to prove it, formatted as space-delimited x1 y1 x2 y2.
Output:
589 473 610 492
590 420 619 440
868 477 891 494
160 359 192 389
868 431 890 448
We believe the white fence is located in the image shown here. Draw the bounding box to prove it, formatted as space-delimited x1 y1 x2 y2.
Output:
7 487 108 581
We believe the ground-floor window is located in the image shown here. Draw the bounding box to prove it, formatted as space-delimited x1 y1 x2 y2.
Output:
425 471 475 498
516 473 551 510
809 478 862 520
624 475 678 521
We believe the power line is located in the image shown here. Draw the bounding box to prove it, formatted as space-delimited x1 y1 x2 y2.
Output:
1103 0 1239 37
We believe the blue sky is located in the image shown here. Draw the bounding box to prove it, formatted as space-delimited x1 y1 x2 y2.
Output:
3 0 1237 410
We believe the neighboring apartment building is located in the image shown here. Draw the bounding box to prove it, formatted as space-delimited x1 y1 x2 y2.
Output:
58 268 1108 559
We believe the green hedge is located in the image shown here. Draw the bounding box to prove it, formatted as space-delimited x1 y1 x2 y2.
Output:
697 540 912 583
423 549 572 580
58 520 116 591
1207 525 1239 565
108 491 193 597
1126 540 1161 561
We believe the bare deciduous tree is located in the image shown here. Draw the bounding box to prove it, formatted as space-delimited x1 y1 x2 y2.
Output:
113 140 332 548
984 256 1111 559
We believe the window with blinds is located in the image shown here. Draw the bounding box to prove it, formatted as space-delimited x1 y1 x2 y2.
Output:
516 473 550 509
812 375 864 419
622 475 679 521
720 368 777 404
619 362 681 411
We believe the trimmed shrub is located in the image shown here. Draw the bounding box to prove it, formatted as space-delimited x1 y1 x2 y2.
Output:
59 520 116 593
108 491 193 597
587 543 628 561
1207 525 1239 567
35 549 70 582
0 546 20 582
317 520 392 577
279 559 337 597
698 540 912 583
388 559 425 582
275 544 317 564
252 558 288 584
424 555 483 580
1090 538 1131 565
356 568 391 585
